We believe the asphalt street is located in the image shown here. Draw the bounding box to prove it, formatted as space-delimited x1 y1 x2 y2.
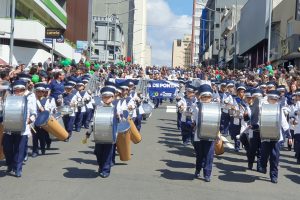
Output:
0 103 299 200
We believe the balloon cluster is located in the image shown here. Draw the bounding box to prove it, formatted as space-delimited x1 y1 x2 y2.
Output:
60 58 72 67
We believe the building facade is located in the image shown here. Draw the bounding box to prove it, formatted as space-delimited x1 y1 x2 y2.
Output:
191 0 208 66
0 0 78 66
172 34 192 68
144 44 152 67
92 0 135 63
200 0 247 66
132 0 147 67
239 0 283 68
93 15 124 62
218 1 247 68
271 0 300 68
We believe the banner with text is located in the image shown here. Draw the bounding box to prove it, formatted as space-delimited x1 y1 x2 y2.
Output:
147 80 177 98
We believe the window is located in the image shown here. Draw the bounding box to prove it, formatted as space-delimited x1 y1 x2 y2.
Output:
231 33 235 45
177 40 182 47
216 8 220 12
215 24 220 28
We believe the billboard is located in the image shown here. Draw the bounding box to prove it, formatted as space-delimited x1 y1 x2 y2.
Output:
76 41 89 50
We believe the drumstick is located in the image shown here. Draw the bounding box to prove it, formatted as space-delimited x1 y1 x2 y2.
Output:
30 124 37 134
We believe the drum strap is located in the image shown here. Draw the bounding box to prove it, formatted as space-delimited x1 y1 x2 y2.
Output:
36 100 45 112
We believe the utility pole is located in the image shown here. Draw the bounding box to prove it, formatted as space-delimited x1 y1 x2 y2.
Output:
9 0 16 66
234 0 238 71
267 0 273 62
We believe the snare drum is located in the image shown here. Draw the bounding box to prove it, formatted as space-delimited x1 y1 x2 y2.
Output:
198 103 221 140
3 96 27 132
57 106 73 115
35 111 68 141
93 106 114 143
260 103 281 141
142 103 153 119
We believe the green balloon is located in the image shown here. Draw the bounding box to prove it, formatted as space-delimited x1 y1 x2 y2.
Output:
94 64 100 70
89 70 94 75
85 61 91 67
32 75 40 83
63 60 69 67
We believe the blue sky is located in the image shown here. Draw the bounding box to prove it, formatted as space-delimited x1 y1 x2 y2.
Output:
147 0 193 66
165 0 193 16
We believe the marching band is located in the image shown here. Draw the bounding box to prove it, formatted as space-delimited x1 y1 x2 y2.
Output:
0 66 299 185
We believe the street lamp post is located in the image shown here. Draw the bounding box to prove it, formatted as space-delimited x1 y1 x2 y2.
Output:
234 0 238 71
9 0 16 66
267 0 273 62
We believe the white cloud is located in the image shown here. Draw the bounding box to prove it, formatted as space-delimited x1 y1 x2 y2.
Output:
147 0 192 66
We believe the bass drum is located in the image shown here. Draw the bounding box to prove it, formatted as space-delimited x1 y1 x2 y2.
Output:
93 106 114 143
49 114 65 140
198 103 221 140
57 106 73 115
3 96 27 132
260 103 281 141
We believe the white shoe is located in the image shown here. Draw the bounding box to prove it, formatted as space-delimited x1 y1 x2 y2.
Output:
236 135 240 140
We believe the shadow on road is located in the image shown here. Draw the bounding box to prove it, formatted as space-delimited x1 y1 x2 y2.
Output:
285 175 300 184
215 162 256 183
0 170 7 178
161 159 195 169
159 127 181 132
215 154 247 163
63 167 98 178
279 158 298 165
70 158 98 166
157 119 177 122
78 150 94 155
158 137 181 141
160 133 181 138
156 169 194 180
167 149 195 157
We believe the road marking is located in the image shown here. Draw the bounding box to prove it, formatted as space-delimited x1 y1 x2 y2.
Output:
221 136 235 150
166 106 177 113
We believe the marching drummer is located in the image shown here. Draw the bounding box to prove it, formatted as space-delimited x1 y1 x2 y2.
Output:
61 82 77 141
289 89 300 164
18 73 37 161
2 80 37 177
229 84 246 152
43 84 57 149
219 81 232 136
178 84 196 146
258 90 291 184
86 86 118 178
192 84 216 182
247 88 263 171
82 78 94 129
74 81 87 132
32 83 48 157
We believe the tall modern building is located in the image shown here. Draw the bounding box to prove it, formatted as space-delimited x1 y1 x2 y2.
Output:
92 0 135 62
218 0 248 68
0 0 77 65
199 0 247 66
191 0 208 66
132 0 147 67
144 44 152 67
172 34 192 68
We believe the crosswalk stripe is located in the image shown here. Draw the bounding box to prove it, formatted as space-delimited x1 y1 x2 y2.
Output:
166 106 176 113
221 136 235 149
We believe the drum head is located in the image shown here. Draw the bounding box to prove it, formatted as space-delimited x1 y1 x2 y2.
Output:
117 121 130 133
35 111 50 127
